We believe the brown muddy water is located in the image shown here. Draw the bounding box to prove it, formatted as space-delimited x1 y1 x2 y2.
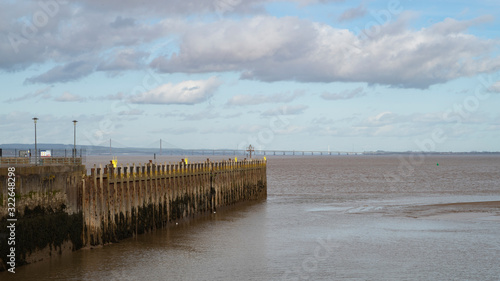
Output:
3 155 500 280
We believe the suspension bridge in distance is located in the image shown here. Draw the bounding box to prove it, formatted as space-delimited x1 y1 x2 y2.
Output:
46 139 368 157
153 149 368 157
0 146 369 159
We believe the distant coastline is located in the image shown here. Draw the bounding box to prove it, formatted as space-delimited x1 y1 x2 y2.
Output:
1 143 498 156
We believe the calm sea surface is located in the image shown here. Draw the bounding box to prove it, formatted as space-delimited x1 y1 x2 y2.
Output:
4 155 500 280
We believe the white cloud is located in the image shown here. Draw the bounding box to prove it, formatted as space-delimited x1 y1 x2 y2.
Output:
25 60 95 84
150 127 198 135
152 15 500 89
54 92 85 102
366 112 398 126
77 0 340 15
2 0 498 90
321 87 366 100
311 110 495 139
261 104 308 116
118 109 145 116
130 77 221 104
97 49 149 72
227 90 304 106
181 109 221 121
429 15 494 35
105 92 126 100
338 4 366 22
4 2 498 88
5 86 53 103
488 81 500 93
152 16 316 73
1 4 172 80
0 0 339 76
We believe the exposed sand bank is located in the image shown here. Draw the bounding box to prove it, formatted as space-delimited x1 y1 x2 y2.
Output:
401 201 500 221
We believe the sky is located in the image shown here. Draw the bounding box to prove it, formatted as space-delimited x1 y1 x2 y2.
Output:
1 0 500 152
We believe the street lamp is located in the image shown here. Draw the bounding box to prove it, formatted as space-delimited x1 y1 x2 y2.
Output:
72 120 78 160
33 117 38 165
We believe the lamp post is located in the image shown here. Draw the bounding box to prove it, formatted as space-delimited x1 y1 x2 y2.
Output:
33 117 38 165
72 120 78 161
246 144 254 158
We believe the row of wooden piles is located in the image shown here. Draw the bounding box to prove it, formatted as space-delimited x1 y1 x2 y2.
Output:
81 159 267 246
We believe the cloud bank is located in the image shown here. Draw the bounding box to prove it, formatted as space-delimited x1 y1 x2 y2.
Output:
130 77 221 104
1 1 498 89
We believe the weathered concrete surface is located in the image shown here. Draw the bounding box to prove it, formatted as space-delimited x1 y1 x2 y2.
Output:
82 159 267 246
0 165 85 271
0 165 85 217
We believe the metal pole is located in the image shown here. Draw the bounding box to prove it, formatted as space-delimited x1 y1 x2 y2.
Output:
33 117 38 165
73 120 78 163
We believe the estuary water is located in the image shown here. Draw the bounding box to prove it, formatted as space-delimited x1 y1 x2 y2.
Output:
4 155 500 280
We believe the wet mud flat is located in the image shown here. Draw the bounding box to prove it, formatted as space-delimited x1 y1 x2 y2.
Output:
397 201 500 221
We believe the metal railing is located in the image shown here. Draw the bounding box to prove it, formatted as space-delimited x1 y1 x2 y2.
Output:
0 148 86 166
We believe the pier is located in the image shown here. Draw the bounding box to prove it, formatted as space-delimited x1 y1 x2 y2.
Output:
82 159 267 246
0 158 267 270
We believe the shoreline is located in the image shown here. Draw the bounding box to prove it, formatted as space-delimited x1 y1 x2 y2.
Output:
401 201 500 221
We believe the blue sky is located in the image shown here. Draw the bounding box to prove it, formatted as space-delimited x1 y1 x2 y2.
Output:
1 0 500 152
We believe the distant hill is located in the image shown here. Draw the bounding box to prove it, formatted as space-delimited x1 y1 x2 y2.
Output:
0 143 76 150
0 143 236 156
1 143 498 156
0 143 160 155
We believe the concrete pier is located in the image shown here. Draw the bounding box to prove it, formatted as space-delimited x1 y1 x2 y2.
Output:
0 159 267 270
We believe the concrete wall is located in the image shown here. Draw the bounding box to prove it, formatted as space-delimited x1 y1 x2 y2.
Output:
0 165 85 217
0 165 85 271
